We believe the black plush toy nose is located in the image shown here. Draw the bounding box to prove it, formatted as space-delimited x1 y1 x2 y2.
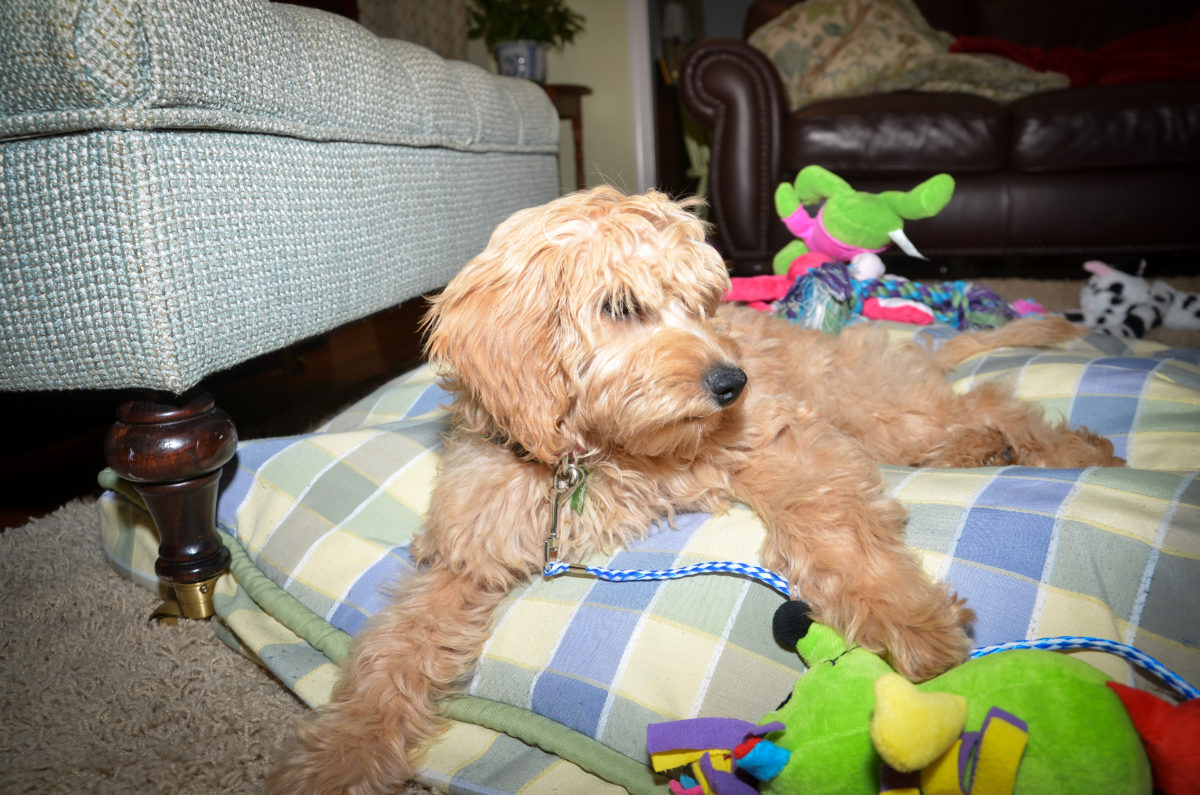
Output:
704 365 747 407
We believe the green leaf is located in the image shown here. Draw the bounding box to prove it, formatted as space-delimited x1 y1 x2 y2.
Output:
467 0 586 50
569 470 588 515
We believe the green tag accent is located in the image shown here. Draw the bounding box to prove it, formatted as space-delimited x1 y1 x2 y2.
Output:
569 470 588 515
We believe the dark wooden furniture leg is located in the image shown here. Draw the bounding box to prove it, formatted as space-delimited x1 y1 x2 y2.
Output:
105 393 237 619
540 83 592 190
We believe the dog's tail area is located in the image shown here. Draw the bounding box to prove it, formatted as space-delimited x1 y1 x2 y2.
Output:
932 315 1086 371
268 567 510 794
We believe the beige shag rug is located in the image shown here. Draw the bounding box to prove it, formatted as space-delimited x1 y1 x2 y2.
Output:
1 500 295 792
0 501 310 793
2 278 1196 794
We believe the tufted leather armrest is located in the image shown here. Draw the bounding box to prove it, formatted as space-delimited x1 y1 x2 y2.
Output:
680 39 788 277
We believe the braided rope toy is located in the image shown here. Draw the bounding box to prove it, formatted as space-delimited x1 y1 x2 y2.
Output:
776 262 1021 332
854 276 1018 330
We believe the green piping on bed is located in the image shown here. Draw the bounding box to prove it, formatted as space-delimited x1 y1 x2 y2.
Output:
217 523 662 793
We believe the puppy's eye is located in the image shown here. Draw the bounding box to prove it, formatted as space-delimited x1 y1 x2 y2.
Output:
603 296 640 320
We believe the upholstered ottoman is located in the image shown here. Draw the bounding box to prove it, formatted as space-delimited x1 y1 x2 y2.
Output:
1 0 560 615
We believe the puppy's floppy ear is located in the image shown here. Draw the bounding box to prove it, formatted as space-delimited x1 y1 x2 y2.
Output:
424 246 573 463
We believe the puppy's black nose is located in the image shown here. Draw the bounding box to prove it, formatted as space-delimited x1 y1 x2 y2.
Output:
704 366 747 407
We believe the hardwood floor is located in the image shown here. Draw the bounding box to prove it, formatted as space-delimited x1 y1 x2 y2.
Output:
1 296 429 530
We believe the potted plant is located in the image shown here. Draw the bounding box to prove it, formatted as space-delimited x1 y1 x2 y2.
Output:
467 0 585 83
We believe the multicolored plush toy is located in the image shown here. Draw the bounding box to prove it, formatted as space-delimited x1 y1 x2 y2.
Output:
772 165 954 273
648 602 1168 794
724 166 955 310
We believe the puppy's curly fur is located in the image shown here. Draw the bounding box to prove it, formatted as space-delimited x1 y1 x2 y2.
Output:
271 187 1120 793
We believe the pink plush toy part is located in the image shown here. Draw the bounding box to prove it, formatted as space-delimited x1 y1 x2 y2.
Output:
861 296 936 325
1010 299 1047 317
728 253 829 311
780 204 890 263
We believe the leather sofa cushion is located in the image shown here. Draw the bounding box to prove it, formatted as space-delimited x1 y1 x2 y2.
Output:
785 83 1200 177
1010 83 1200 172
784 92 1008 174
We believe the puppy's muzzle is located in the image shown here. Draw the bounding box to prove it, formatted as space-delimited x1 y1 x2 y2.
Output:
704 365 747 407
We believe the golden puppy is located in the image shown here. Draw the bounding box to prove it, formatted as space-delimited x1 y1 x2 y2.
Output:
271 187 1118 793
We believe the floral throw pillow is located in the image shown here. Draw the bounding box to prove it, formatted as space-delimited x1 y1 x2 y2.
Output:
749 0 1068 111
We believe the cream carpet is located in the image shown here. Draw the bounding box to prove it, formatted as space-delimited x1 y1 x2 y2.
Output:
1 499 307 793
2 278 1195 794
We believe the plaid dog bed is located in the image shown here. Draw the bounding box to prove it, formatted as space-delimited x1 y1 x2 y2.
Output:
99 325 1199 793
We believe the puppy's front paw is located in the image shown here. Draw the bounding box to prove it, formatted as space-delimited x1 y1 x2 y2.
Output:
888 605 969 686
839 588 973 682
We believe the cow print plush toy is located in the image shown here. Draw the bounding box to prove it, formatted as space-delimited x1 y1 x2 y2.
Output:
1076 260 1200 338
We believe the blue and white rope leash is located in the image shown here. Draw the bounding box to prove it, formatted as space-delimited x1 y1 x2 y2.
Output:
542 461 1196 702
971 636 1200 701
543 558 791 594
543 556 1198 702
542 458 792 597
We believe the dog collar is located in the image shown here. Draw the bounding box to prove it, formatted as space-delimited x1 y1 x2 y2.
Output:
482 431 591 469
481 431 536 462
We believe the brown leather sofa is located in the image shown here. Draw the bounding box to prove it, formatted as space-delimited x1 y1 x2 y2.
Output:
680 0 1200 277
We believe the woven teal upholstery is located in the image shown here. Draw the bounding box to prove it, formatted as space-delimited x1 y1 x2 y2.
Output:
0 0 560 393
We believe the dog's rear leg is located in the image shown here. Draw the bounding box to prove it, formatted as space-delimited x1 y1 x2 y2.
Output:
736 416 973 681
920 381 1122 468
268 566 511 794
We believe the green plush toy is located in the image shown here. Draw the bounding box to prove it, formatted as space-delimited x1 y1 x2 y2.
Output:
648 601 1152 794
771 165 955 275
